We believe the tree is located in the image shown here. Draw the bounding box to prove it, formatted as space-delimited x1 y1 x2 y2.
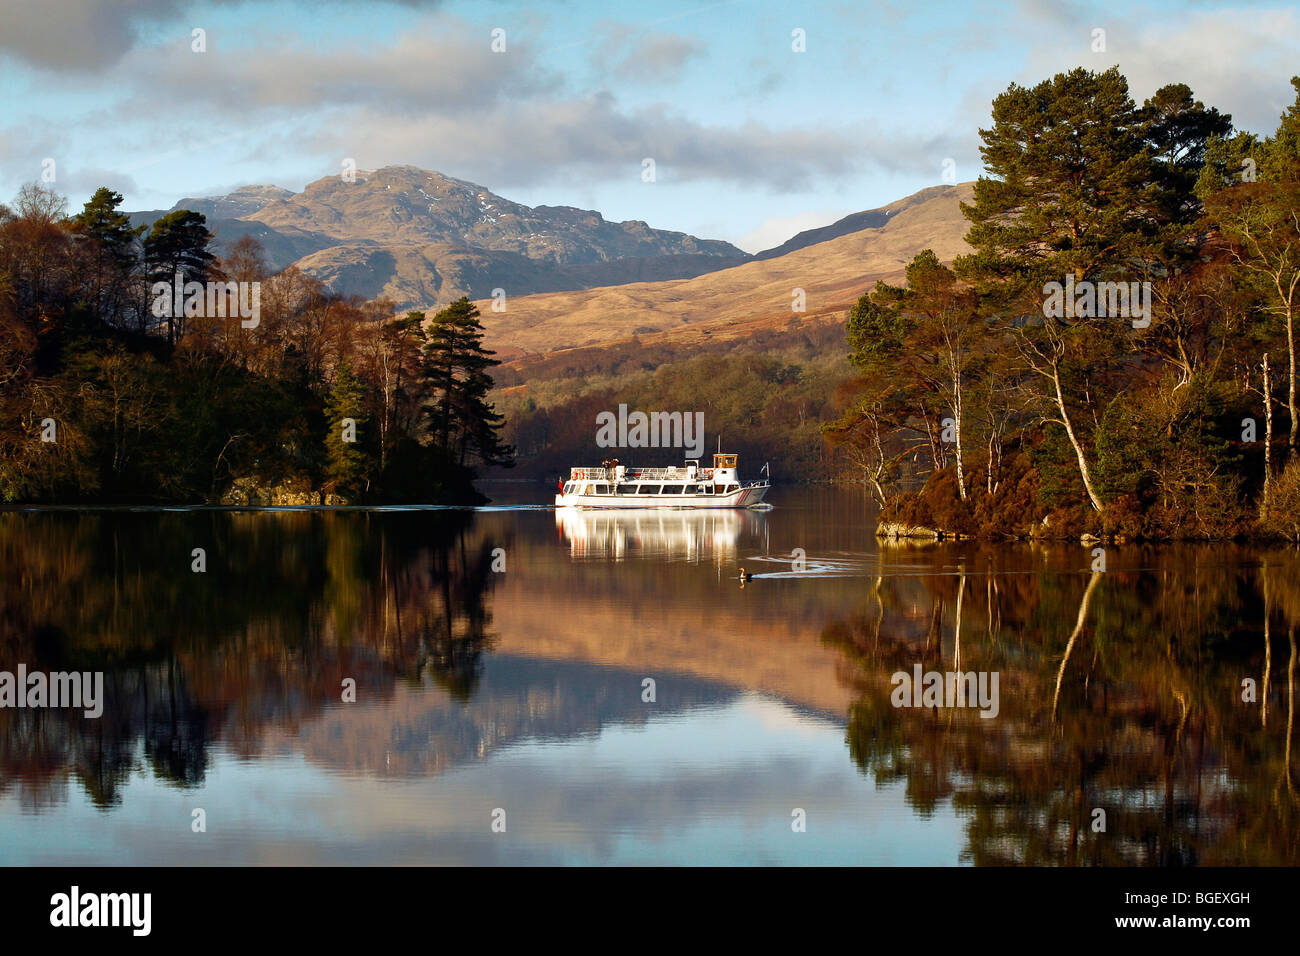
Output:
840 285 946 472
419 298 514 468
70 187 143 327
142 210 215 345
955 68 1195 511
324 359 371 499
1201 78 1300 456
1140 83 1233 228
356 308 423 473
0 183 74 328
872 250 983 500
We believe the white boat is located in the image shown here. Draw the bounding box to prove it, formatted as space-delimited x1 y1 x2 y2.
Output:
554 454 770 509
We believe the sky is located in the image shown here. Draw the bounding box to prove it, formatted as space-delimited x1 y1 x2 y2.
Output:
0 0 1297 253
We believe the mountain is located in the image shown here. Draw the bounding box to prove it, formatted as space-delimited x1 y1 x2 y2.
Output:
751 184 957 260
247 166 740 260
128 166 749 306
477 181 976 363
169 184 294 220
127 189 335 275
124 173 972 328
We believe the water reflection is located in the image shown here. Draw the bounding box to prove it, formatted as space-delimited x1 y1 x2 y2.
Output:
0 495 1297 865
0 509 503 810
556 507 762 563
824 544 1300 865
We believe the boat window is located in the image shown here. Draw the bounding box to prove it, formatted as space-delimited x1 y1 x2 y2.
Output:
563 483 574 495
595 484 609 495
616 484 638 495
660 484 683 494
723 484 738 494
639 484 662 495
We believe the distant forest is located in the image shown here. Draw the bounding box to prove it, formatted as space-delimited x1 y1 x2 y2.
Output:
494 321 851 482
824 67 1300 541
0 187 512 504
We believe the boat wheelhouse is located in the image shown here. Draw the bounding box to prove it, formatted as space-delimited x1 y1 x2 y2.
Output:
555 454 770 509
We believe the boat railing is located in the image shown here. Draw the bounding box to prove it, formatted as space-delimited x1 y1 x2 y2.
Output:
625 467 699 480
571 466 715 481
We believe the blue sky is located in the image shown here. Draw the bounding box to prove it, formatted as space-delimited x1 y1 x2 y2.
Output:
1 0 1298 252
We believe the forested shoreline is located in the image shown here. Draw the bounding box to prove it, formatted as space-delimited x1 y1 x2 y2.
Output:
823 68 1300 542
0 185 513 505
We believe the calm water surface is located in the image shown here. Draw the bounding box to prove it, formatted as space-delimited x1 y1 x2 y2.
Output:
1 487 1296 865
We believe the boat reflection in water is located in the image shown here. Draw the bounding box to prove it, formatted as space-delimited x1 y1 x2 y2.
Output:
556 506 765 563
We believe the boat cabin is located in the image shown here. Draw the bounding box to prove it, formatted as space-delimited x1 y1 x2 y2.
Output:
559 453 758 503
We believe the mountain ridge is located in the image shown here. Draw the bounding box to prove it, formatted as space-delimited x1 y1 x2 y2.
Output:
128 166 751 306
475 181 976 361
123 172 973 326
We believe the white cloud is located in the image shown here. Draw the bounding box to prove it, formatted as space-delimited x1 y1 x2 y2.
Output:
1017 6 1300 134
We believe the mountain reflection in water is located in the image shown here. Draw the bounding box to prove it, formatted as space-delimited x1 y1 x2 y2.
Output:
0 489 1296 865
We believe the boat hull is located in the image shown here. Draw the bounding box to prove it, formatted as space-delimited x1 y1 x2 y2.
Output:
554 484 769 509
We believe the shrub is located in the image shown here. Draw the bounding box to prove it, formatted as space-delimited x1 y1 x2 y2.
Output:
1265 460 1300 542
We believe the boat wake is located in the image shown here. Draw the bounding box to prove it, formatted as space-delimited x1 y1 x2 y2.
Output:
744 552 873 578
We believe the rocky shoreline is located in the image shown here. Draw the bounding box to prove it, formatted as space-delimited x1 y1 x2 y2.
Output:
875 520 1158 545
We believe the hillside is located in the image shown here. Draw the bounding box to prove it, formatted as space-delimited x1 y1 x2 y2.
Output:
749 185 961 260
478 181 975 363
485 182 977 480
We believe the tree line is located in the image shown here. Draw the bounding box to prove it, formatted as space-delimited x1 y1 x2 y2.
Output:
824 68 1300 540
0 185 512 503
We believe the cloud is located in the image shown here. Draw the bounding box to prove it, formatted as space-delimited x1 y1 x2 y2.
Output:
1116 8 1300 133
62 17 942 193
0 0 448 72
0 0 188 71
301 95 944 192
58 166 141 200
591 23 704 84
121 27 554 117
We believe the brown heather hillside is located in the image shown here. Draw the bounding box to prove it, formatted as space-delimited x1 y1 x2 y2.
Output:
476 181 975 363
484 182 976 480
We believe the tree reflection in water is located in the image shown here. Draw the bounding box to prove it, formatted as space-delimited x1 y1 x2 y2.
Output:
822 544 1300 865
0 510 501 809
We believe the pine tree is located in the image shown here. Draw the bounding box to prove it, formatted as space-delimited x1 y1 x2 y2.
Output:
71 187 144 326
142 209 215 344
419 297 515 468
324 359 370 499
955 67 1205 511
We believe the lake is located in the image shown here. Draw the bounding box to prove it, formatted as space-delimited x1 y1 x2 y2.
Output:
0 486 1296 865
